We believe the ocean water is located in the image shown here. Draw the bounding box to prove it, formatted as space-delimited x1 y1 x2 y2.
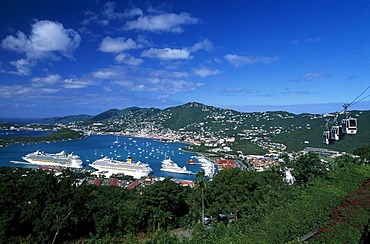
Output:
0 131 203 180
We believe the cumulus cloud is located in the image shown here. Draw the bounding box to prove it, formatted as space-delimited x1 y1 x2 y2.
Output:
188 39 213 52
31 74 62 87
92 68 125 79
140 39 212 61
63 79 91 89
193 67 221 78
115 53 143 65
125 12 199 33
141 47 191 60
225 54 279 67
31 73 93 91
99 36 139 53
1 20 81 75
9 59 36 76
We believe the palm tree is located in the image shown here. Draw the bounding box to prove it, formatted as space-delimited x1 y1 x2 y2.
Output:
195 169 207 224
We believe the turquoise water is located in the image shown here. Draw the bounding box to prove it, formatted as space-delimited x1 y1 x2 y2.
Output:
0 131 202 180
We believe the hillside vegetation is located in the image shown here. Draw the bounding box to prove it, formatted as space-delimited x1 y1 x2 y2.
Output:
17 102 369 153
61 102 370 153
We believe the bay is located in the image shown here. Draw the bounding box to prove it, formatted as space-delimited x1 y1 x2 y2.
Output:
0 132 204 180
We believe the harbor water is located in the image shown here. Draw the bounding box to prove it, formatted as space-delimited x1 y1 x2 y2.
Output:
0 131 209 180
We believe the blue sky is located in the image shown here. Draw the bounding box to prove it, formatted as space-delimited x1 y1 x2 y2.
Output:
0 0 369 118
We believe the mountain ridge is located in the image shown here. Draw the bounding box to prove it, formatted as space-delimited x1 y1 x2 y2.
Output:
8 102 369 153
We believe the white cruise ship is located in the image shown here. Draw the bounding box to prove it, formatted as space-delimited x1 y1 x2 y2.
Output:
89 157 152 179
197 156 216 177
160 158 192 174
22 150 83 168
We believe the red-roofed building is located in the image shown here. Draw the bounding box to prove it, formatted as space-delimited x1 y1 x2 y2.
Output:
110 178 118 187
93 178 102 186
144 177 155 185
127 181 141 190
216 159 237 170
180 181 195 187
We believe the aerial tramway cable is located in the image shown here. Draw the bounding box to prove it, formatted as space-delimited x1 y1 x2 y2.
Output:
347 85 370 108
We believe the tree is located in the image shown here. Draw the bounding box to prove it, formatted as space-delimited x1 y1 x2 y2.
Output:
136 178 188 231
353 144 370 164
194 169 207 224
288 152 327 187
206 168 257 221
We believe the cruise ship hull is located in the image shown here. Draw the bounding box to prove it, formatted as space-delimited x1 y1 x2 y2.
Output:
160 158 192 174
160 168 192 174
90 157 152 179
22 150 83 168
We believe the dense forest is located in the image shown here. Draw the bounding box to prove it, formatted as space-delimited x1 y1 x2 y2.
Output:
0 146 369 243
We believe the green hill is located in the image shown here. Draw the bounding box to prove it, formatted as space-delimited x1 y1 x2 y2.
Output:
46 102 370 153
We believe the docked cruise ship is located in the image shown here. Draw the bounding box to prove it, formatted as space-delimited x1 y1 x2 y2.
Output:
89 157 152 179
160 158 192 174
22 150 83 168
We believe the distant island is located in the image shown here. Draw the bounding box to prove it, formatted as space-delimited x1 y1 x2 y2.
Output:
0 128 85 147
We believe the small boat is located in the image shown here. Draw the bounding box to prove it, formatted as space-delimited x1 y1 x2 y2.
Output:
187 159 196 165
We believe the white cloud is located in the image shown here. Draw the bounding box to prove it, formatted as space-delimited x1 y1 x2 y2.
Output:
125 8 144 18
225 54 279 67
30 20 80 56
1 31 30 53
302 73 327 81
115 53 143 65
129 79 203 93
107 69 203 93
9 59 36 76
150 70 189 79
141 47 191 60
102 1 123 20
0 85 33 98
1 20 81 75
63 79 90 89
193 67 221 78
99 36 139 53
81 3 143 27
40 88 60 94
92 68 124 79
125 12 199 33
31 74 62 87
188 39 213 52
101 2 143 21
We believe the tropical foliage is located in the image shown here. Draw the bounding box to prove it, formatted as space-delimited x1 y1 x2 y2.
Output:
0 150 370 243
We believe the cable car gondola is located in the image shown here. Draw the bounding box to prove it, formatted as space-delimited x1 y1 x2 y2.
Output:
321 85 369 145
341 117 357 135
322 130 331 145
330 125 341 141
341 104 357 135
